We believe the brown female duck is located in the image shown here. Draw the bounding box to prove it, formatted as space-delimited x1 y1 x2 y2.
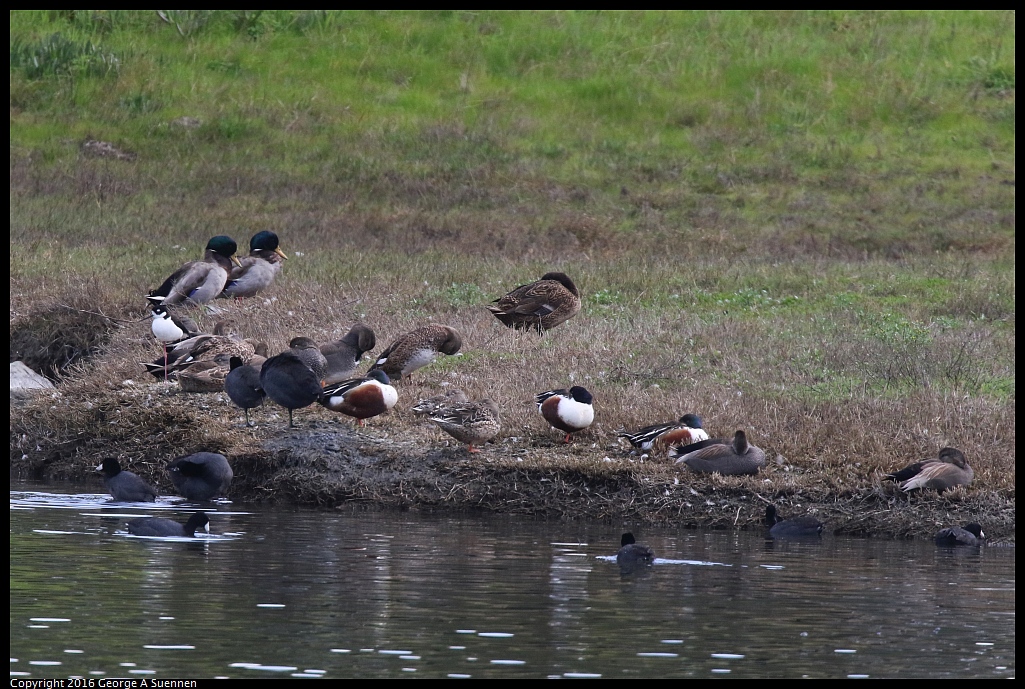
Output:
487 272 581 333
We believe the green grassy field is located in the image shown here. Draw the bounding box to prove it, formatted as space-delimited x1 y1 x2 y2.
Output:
9 11 1015 534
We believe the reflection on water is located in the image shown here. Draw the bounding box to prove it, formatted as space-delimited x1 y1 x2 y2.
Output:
10 482 1014 678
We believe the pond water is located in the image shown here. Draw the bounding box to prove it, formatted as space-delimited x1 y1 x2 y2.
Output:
10 482 1014 679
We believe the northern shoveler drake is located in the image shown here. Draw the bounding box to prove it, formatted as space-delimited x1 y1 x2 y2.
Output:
225 356 265 426
150 305 200 381
127 512 210 538
147 235 243 306
412 388 469 416
321 324 377 385
536 386 594 443
617 413 710 452
288 336 328 383
886 447 974 493
617 532 655 568
260 351 323 428
935 523 985 547
428 398 501 453
764 505 824 539
166 452 233 502
220 231 287 299
319 369 397 426
369 325 462 381
95 458 157 503
672 430 765 476
487 272 581 333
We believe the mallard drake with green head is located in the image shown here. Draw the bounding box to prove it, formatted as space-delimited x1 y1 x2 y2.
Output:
220 231 288 299
148 235 242 306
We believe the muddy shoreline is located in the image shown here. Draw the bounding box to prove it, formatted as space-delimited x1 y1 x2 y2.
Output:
11 390 1015 542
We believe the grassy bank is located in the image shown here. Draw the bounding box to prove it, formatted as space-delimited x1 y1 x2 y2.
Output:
9 11 1015 537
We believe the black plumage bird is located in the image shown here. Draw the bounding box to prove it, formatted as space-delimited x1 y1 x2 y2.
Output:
95 458 157 503
260 351 322 428
225 356 265 426
935 523 985 547
764 505 824 539
166 452 233 501
127 512 210 537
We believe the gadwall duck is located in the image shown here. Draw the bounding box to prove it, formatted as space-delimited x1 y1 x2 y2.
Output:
888 447 974 493
370 325 462 381
288 336 328 383
142 322 255 380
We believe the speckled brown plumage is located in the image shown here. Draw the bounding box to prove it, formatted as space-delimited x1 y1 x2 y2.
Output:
412 388 470 416
369 325 462 381
487 272 581 333
429 398 501 452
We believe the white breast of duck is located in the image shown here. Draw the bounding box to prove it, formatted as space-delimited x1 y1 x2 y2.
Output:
394 348 439 377
555 395 594 430
373 379 400 409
